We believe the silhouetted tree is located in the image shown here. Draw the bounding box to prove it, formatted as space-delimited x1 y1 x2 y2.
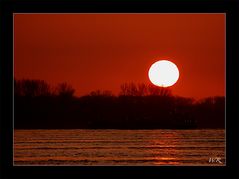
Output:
147 84 172 96
137 83 148 96
119 82 137 96
173 96 195 107
56 82 75 98
119 82 172 96
14 79 52 97
197 96 225 107
89 90 113 97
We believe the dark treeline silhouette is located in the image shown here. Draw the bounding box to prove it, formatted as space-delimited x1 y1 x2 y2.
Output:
14 79 225 129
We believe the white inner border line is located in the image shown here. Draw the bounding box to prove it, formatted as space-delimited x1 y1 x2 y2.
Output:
12 13 226 167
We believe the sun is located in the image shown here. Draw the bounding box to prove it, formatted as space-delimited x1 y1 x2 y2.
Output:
148 60 179 87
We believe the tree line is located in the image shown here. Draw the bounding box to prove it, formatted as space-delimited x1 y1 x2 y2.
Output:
14 79 225 129
14 79 75 98
14 79 172 97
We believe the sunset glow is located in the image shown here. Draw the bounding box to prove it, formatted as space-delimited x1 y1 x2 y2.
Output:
14 14 225 99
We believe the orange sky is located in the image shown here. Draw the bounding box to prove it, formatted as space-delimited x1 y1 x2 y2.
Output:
14 14 225 99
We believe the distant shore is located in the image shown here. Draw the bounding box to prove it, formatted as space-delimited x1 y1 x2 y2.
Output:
14 80 225 130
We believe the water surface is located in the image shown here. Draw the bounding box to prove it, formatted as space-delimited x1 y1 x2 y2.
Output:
14 129 225 166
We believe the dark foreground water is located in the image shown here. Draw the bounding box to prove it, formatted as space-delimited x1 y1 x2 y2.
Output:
14 129 225 166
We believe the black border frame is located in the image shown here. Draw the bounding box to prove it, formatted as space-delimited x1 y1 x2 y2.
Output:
1 0 239 178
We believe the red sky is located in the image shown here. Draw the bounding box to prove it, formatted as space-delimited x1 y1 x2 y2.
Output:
14 14 225 99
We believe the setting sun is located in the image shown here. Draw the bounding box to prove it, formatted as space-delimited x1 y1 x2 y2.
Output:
148 60 179 87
